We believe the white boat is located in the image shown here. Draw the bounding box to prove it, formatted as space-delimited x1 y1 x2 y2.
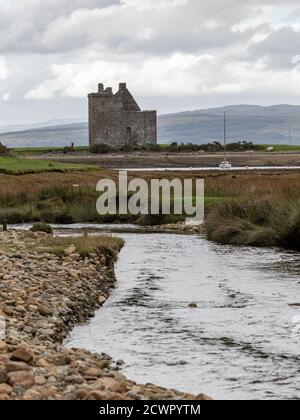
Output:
219 111 232 170
219 160 232 170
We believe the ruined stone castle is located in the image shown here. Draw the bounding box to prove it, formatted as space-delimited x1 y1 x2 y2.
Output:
88 83 157 147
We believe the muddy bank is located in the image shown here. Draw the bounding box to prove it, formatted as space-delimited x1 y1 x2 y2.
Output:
0 230 210 400
27 151 300 168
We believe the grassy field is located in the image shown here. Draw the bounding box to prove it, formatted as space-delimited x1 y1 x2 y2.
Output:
0 157 94 175
14 146 89 155
260 144 300 151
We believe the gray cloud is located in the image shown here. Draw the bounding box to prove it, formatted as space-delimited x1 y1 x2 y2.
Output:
0 0 292 54
0 0 119 53
1 0 300 125
249 26 300 69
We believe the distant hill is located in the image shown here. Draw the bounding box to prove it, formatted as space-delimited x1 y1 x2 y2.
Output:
1 105 300 148
0 122 88 148
158 105 300 145
0 118 85 134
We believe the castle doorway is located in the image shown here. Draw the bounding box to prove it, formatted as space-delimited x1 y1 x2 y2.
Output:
126 127 133 144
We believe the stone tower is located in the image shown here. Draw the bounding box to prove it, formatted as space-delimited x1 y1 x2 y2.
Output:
88 83 157 147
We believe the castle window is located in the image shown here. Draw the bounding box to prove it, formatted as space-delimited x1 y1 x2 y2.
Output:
105 128 109 135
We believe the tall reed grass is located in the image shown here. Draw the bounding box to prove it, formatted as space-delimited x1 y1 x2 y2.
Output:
206 198 300 249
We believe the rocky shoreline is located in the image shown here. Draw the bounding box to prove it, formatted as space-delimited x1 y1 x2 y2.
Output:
0 230 210 400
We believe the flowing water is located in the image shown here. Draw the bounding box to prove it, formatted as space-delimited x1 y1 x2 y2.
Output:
60 227 300 400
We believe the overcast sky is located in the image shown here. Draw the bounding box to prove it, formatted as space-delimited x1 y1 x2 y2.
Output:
1 0 300 124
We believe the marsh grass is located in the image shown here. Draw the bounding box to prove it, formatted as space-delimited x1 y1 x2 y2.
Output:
206 198 300 249
0 185 191 225
0 186 119 224
0 171 300 250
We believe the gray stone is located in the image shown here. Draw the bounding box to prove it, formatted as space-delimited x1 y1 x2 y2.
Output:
11 348 34 364
6 361 32 373
0 368 7 384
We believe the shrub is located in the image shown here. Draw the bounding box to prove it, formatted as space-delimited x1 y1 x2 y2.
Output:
169 142 178 151
31 222 53 235
90 143 113 154
63 146 73 154
119 143 135 152
147 143 160 152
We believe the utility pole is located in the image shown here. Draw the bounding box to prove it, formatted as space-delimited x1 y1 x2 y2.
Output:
224 111 227 161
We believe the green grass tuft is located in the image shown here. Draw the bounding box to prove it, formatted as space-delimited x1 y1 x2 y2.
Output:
31 222 53 235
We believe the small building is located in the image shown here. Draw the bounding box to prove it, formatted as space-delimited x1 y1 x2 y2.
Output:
88 83 157 147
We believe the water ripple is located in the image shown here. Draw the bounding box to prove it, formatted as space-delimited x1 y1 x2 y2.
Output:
66 231 300 400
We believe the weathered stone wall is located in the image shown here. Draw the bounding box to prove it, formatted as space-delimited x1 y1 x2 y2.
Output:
143 111 157 145
88 83 157 147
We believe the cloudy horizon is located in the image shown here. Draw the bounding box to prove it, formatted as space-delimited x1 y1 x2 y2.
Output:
1 0 300 125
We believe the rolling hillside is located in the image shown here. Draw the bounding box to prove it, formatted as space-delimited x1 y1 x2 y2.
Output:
0 105 300 148
158 105 300 145
0 122 88 148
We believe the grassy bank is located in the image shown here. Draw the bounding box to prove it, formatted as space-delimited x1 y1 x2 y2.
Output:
34 234 125 258
3 228 124 259
204 170 300 249
0 157 94 175
0 169 299 251
206 199 300 249
204 170 300 248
